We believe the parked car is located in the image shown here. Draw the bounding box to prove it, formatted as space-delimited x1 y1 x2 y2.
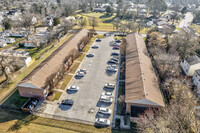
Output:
96 118 111 126
100 95 113 103
108 64 117 68
112 43 120 47
76 71 85 77
28 104 34 113
98 107 112 115
96 38 101 42
31 99 39 106
67 86 79 91
87 53 95 57
107 67 117 72
108 59 118 64
113 46 119 50
115 40 121 43
104 83 115 89
61 99 74 105
111 57 118 62
80 69 87 74
92 45 99 48
111 52 119 56
102 92 113 97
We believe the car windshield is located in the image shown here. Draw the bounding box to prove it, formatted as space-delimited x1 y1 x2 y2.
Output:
104 120 107 123
106 109 109 112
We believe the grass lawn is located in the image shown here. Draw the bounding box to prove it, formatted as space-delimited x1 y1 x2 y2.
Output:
76 53 86 62
53 92 62 101
0 34 73 104
0 109 111 133
1 90 28 109
96 34 104 38
83 46 90 53
60 75 73 90
69 62 80 74
74 12 115 31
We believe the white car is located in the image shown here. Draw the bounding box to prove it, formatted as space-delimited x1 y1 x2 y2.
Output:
98 107 112 115
67 86 79 91
108 59 118 64
100 95 113 103
102 92 113 97
87 53 95 57
80 69 87 74
92 45 99 48
107 67 117 72
104 83 115 89
108 64 117 68
96 118 111 126
76 71 85 77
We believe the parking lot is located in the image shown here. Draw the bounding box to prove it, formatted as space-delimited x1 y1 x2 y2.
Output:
35 33 119 125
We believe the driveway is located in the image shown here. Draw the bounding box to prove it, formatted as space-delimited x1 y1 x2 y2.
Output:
34 34 119 125
179 12 194 28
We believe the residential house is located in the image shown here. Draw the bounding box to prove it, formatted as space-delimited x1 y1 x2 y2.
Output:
0 50 32 67
126 33 165 120
157 24 175 34
0 41 7 47
0 38 15 43
180 55 200 76
11 33 25 38
22 41 36 48
17 29 88 100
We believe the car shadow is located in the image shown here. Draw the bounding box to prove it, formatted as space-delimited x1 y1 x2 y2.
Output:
59 104 72 111
94 123 109 128
75 75 84 79
106 70 117 76
103 87 114 92
66 90 78 94
96 101 112 107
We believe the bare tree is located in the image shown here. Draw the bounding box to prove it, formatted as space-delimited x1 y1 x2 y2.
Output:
89 17 98 30
79 18 87 28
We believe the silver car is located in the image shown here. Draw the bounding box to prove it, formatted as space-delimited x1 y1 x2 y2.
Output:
101 92 113 97
98 107 112 115
100 95 113 103
104 83 115 89
67 86 79 91
96 118 111 126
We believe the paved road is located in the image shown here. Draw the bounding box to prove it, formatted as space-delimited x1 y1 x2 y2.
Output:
35 34 119 125
179 12 194 28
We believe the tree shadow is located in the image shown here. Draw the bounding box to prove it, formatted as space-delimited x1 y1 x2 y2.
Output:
8 115 38 131
100 14 112 19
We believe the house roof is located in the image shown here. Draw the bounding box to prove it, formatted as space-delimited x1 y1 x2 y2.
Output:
18 29 88 89
125 33 165 107
185 55 200 66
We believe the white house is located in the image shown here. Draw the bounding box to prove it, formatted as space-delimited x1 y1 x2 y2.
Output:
0 38 15 43
180 55 200 76
22 41 36 48
0 41 7 47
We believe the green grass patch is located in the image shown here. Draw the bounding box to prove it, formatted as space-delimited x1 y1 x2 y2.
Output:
2 90 28 109
76 53 86 62
53 92 62 101
114 36 123 40
96 34 104 38
60 75 73 90
69 62 80 74
83 46 90 53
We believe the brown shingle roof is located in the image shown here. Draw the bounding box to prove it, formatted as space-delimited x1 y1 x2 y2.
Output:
125 33 165 107
18 29 88 88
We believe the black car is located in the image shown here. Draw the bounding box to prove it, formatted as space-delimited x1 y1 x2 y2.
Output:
96 38 101 42
61 99 74 105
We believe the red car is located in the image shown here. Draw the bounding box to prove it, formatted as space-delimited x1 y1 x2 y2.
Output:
113 46 119 50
